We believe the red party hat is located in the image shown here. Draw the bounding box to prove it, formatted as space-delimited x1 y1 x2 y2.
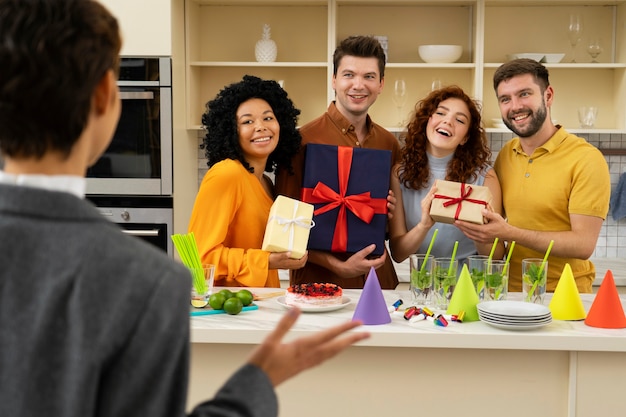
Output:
352 267 391 325
585 270 626 329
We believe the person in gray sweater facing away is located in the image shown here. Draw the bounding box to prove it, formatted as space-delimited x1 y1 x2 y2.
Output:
0 1 369 416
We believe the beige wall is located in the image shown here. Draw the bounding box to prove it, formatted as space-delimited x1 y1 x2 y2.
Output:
101 0 172 56
172 0 198 239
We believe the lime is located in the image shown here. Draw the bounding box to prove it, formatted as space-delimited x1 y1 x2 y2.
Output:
191 299 208 308
235 289 253 306
208 293 226 310
218 289 235 300
223 297 243 315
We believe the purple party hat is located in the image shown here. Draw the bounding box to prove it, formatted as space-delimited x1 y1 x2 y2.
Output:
352 267 391 325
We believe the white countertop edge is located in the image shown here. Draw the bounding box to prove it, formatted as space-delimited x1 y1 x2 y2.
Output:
190 289 626 353
191 326 626 352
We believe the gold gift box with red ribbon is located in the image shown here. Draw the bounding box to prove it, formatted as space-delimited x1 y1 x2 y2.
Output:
429 180 493 225
301 144 391 256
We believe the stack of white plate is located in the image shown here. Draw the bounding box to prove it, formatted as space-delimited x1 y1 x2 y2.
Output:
477 300 552 330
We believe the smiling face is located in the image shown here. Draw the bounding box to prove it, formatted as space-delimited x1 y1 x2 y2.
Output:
236 98 279 165
332 55 384 121
425 97 470 157
496 73 552 138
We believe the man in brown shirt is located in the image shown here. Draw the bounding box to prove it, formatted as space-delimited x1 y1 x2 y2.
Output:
275 35 401 289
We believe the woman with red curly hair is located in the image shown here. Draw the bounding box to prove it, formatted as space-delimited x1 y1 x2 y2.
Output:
389 86 504 265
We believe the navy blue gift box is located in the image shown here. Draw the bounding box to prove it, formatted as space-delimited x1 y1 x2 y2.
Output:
301 144 391 256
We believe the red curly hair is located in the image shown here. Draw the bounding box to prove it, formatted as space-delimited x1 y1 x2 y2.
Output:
397 85 491 190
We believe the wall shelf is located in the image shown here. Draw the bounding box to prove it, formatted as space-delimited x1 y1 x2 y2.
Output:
599 149 626 155
184 0 626 131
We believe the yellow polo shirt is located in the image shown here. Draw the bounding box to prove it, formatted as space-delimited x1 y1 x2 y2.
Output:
494 127 610 293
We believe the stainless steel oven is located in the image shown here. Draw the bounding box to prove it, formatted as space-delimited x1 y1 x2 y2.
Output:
87 195 173 257
86 57 172 196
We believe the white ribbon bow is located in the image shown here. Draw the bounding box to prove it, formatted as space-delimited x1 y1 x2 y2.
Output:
269 201 315 252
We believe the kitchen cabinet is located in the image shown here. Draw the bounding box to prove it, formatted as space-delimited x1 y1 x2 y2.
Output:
183 0 626 132
483 2 626 133
101 0 172 56
184 1 329 128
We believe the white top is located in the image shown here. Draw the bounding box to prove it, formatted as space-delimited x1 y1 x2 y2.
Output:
399 153 490 267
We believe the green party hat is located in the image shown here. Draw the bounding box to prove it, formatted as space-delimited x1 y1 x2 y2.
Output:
447 264 480 321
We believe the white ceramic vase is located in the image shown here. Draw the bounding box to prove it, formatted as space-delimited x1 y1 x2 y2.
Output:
255 24 277 63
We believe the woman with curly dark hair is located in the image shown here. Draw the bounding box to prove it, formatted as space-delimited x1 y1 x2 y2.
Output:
188 75 307 288
388 86 504 266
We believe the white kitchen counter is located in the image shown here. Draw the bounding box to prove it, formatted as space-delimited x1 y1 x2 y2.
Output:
191 289 626 351
188 288 626 417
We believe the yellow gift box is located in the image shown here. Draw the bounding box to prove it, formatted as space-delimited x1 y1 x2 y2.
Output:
430 180 492 225
262 195 314 259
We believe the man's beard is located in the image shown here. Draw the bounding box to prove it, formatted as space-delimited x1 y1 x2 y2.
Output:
504 102 548 138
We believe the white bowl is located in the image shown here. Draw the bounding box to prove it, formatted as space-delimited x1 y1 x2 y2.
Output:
418 45 462 63
507 53 545 62
542 53 565 63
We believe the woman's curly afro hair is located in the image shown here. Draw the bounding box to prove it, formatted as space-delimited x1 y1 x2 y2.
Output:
201 75 301 174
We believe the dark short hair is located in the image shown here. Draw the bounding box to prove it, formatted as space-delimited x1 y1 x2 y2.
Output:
493 58 550 93
0 0 121 159
333 35 386 79
201 75 301 175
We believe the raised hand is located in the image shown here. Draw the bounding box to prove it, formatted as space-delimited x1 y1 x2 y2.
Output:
247 308 370 386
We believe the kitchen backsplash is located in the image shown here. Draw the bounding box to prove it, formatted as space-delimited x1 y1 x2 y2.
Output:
196 130 626 259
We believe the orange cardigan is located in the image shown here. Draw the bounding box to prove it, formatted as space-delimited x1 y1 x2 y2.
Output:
188 159 279 288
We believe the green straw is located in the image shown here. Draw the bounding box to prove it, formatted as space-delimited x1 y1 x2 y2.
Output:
487 237 499 269
171 232 202 268
502 241 515 275
171 232 207 293
538 240 554 276
487 238 499 261
525 240 553 302
448 240 459 276
420 228 439 273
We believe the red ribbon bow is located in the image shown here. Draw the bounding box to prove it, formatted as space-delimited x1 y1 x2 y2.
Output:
302 146 387 252
433 183 488 221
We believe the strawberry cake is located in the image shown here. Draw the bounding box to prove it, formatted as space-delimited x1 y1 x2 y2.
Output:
285 283 343 307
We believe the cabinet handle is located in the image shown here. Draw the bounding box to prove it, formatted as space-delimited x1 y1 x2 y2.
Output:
122 229 160 237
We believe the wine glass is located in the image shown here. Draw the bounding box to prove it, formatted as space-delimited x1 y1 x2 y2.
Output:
568 14 583 63
587 37 603 63
392 79 407 126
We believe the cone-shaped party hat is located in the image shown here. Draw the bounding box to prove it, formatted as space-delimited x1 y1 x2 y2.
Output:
352 267 391 325
446 264 479 321
549 263 586 320
585 270 626 329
